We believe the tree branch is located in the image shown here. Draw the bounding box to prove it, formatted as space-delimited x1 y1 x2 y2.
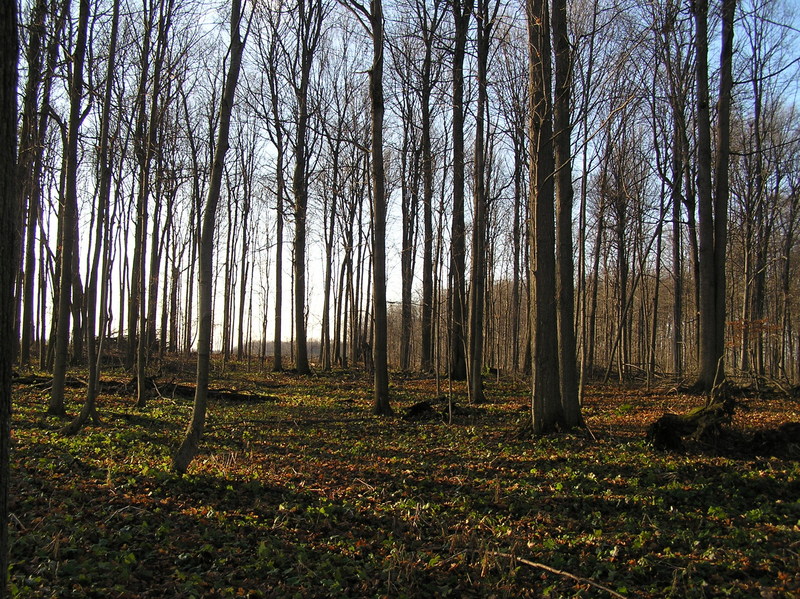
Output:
489 551 627 599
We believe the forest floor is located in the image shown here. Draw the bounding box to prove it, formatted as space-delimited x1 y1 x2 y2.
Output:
7 361 800 598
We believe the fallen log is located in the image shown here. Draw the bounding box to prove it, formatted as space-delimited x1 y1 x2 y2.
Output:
647 395 736 451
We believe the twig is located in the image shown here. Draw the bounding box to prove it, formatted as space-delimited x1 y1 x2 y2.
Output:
151 378 165 400
489 551 627 598
354 478 375 491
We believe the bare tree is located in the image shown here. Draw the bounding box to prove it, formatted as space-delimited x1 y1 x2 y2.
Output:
447 0 472 382
0 2 17 594
62 0 121 435
286 0 325 375
174 0 247 473
50 0 90 417
17 0 48 366
694 0 736 391
339 0 392 414
527 0 562 432
552 0 581 425
467 0 499 405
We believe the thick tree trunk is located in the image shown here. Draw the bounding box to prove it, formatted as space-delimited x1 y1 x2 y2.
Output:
694 0 717 391
447 0 471 382
695 0 735 390
369 0 392 416
0 2 18 594
528 0 563 433
468 0 494 405
552 0 581 427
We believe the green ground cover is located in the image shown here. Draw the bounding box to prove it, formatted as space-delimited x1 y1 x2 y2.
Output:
7 366 800 597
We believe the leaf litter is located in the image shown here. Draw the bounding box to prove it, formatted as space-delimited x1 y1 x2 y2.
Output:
8 368 800 598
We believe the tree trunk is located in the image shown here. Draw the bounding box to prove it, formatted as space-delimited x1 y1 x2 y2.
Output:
293 108 310 374
369 0 392 416
137 0 173 405
174 0 245 474
127 5 154 371
468 0 494 405
695 0 735 390
17 0 48 366
552 0 581 427
447 0 471 382
50 0 89 417
62 0 119 436
528 0 563 433
0 1 18 594
267 26 285 372
712 0 735 383
399 117 417 372
671 118 683 380
419 14 437 373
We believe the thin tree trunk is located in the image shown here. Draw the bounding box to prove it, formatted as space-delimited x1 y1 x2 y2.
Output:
419 15 437 373
50 0 89 417
62 0 120 435
174 0 245 474
17 0 48 366
269 55 286 371
127 4 155 371
671 117 683 380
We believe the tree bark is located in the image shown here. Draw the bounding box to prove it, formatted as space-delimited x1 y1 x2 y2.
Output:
468 0 495 405
366 0 392 416
712 0 735 385
693 0 716 391
447 0 471 382
17 0 48 366
528 0 563 433
50 0 89 417
137 0 174 406
694 0 735 391
418 0 442 373
127 3 155 371
265 17 286 372
174 0 245 474
552 0 581 427
62 0 120 436
0 2 18 594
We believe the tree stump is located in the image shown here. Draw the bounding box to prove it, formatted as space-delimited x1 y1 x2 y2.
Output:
647 396 736 450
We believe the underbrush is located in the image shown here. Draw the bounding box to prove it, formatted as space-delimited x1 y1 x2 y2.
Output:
8 367 800 598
